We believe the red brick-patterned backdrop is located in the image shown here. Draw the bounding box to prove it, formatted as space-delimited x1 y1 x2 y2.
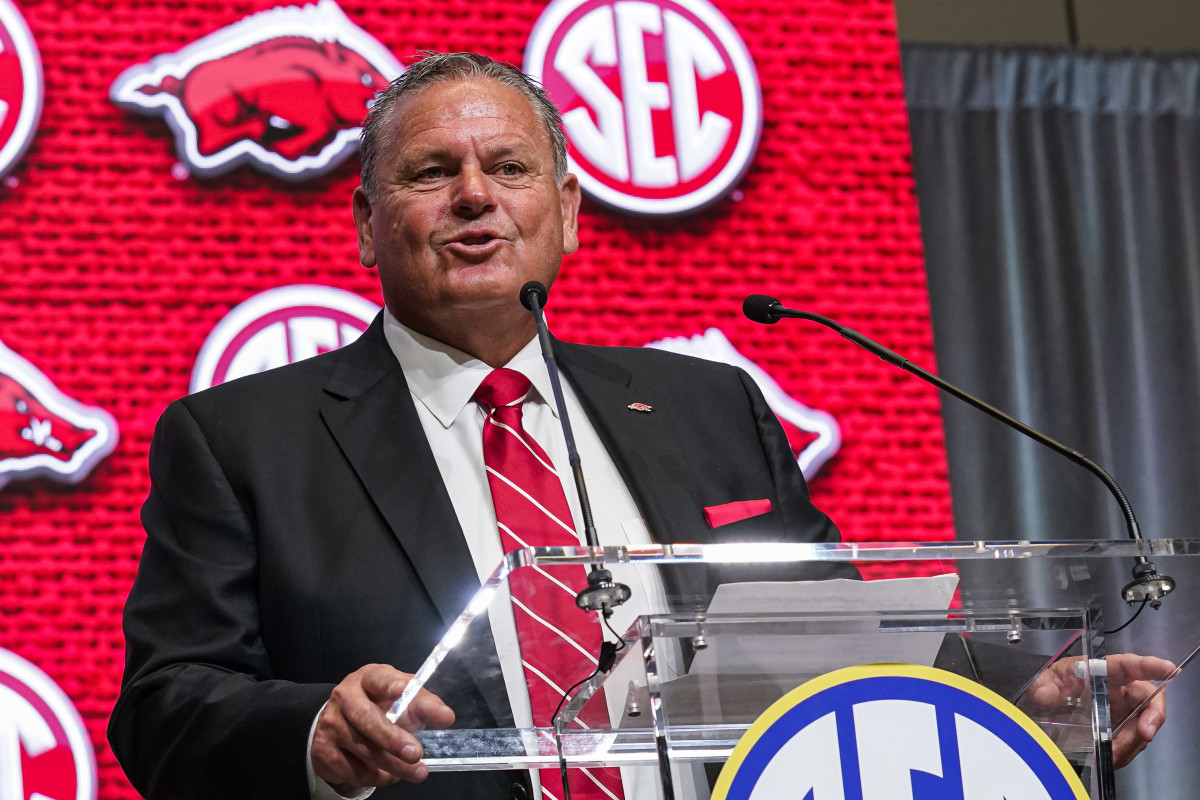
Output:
0 0 953 796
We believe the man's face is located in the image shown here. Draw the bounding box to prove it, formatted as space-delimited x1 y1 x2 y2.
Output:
353 77 581 337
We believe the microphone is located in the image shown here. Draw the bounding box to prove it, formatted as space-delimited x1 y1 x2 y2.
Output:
744 294 1175 608
521 281 631 616
520 281 549 310
742 294 784 324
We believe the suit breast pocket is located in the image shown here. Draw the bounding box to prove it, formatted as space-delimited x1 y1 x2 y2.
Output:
703 498 773 529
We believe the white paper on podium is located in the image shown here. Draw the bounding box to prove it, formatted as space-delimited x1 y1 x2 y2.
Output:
690 574 960 678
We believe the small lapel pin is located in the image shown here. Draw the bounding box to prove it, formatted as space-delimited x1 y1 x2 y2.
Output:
627 402 653 413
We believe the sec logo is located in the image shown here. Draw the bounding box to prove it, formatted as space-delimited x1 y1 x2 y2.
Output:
190 285 380 393
525 0 761 216
0 0 43 180
714 664 1088 800
0 648 97 800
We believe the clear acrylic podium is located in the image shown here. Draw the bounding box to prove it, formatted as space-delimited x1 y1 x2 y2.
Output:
387 540 1199 799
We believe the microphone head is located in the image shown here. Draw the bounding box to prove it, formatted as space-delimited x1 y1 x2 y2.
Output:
743 294 783 324
520 280 549 311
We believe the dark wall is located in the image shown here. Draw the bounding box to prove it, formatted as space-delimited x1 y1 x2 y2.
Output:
904 43 1200 798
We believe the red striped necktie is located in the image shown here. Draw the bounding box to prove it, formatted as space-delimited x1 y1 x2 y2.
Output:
474 368 624 800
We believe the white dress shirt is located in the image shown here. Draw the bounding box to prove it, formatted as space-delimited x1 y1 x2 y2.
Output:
309 311 686 799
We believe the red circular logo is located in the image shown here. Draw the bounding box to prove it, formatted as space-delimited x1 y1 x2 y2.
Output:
0 648 97 800
525 0 761 216
0 0 43 180
190 285 380 392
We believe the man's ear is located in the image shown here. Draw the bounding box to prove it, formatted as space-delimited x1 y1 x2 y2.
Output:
560 173 582 256
351 186 377 269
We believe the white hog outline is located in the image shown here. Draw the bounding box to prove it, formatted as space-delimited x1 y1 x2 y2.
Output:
645 328 840 481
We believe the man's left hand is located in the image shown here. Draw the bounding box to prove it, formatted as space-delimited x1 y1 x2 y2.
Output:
1029 653 1174 768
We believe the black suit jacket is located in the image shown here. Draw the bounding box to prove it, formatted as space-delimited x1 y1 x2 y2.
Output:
108 316 850 800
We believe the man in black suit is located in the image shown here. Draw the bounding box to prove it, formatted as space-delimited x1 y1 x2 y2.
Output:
108 51 1168 800
107 52 850 800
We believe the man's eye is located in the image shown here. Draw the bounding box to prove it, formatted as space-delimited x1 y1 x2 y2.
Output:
498 163 523 177
416 167 445 181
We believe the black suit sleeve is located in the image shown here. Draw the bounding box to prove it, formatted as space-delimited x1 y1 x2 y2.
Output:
108 400 333 800
741 369 838 540
713 367 861 583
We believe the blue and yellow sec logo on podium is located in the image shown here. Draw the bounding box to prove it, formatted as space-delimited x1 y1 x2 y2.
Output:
713 664 1089 800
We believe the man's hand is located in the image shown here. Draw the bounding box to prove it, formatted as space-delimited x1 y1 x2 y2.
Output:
1029 654 1174 769
311 664 456 792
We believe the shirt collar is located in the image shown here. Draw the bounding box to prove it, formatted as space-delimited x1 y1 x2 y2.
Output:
382 307 559 428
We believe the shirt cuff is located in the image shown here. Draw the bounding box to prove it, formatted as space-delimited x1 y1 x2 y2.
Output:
307 702 375 800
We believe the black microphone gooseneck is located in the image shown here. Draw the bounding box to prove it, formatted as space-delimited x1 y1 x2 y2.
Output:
743 294 1175 608
520 281 631 616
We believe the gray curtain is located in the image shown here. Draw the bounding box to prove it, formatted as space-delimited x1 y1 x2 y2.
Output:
903 44 1200 797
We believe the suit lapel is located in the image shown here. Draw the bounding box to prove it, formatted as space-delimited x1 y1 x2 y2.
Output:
319 317 480 630
555 342 704 548
320 319 516 725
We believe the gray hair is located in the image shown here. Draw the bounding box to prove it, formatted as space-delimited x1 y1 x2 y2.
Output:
359 52 568 202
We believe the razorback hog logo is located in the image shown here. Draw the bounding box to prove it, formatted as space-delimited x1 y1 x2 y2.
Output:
0 340 118 490
110 0 401 180
646 328 840 480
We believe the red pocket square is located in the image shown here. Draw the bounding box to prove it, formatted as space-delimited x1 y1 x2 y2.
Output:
703 499 773 528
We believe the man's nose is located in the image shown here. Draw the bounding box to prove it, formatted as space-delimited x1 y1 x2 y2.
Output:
452 165 496 217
